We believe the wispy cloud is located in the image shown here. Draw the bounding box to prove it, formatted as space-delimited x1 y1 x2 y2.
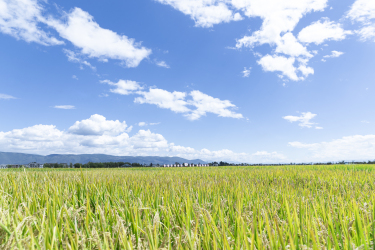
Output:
323 51 344 58
0 93 16 100
156 60 170 68
63 49 96 70
54 105 75 109
242 67 251 77
283 112 321 129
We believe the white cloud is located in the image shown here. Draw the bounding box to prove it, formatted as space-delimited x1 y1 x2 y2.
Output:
138 122 160 127
234 0 327 48
68 114 128 136
130 129 169 149
156 60 170 68
0 93 16 99
361 120 370 124
323 50 344 58
356 24 375 41
47 8 151 67
234 0 327 80
155 0 242 28
187 90 243 120
258 55 299 81
63 49 96 70
54 105 75 110
251 151 287 161
315 126 323 129
133 87 243 120
0 0 63 45
289 134 375 161
275 32 312 58
242 67 251 77
135 88 190 113
156 0 335 81
298 19 352 45
347 0 375 41
347 0 375 23
101 79 143 95
0 114 284 162
72 75 78 80
283 112 318 128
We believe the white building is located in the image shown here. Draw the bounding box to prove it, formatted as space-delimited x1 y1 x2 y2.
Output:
27 162 43 168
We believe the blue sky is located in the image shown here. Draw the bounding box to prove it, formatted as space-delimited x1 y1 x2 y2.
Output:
0 0 374 163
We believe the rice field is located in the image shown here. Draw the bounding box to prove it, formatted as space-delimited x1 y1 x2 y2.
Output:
1 165 375 249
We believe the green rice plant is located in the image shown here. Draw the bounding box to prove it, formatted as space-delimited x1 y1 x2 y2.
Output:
0 165 374 249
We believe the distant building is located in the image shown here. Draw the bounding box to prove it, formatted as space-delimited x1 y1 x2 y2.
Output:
0 164 7 169
212 163 219 166
120 164 132 168
8 164 21 168
28 162 43 168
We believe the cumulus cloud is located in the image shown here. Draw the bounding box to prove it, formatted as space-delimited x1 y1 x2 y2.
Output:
0 1 151 68
257 55 314 81
251 151 287 162
233 0 327 50
156 0 352 81
54 105 75 109
101 79 143 95
0 0 63 45
242 67 251 77
68 114 128 136
155 0 242 28
133 87 243 120
0 93 16 99
289 134 375 161
187 90 243 120
283 112 320 128
234 0 327 80
347 0 375 23
46 8 151 67
298 19 352 45
0 114 284 162
138 122 147 127
135 88 190 113
347 0 375 41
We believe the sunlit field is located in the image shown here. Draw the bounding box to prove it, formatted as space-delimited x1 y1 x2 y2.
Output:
1 165 375 249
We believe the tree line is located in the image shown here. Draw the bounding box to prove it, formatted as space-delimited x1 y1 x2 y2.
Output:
41 160 375 168
43 162 143 168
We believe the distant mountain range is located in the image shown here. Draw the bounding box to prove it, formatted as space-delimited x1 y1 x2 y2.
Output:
0 152 207 165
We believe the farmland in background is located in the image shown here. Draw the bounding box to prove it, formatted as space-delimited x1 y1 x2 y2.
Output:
1 165 374 249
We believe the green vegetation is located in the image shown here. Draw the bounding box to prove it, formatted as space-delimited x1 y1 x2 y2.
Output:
1 165 375 249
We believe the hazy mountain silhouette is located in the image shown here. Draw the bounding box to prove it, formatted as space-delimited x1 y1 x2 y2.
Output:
0 152 206 165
